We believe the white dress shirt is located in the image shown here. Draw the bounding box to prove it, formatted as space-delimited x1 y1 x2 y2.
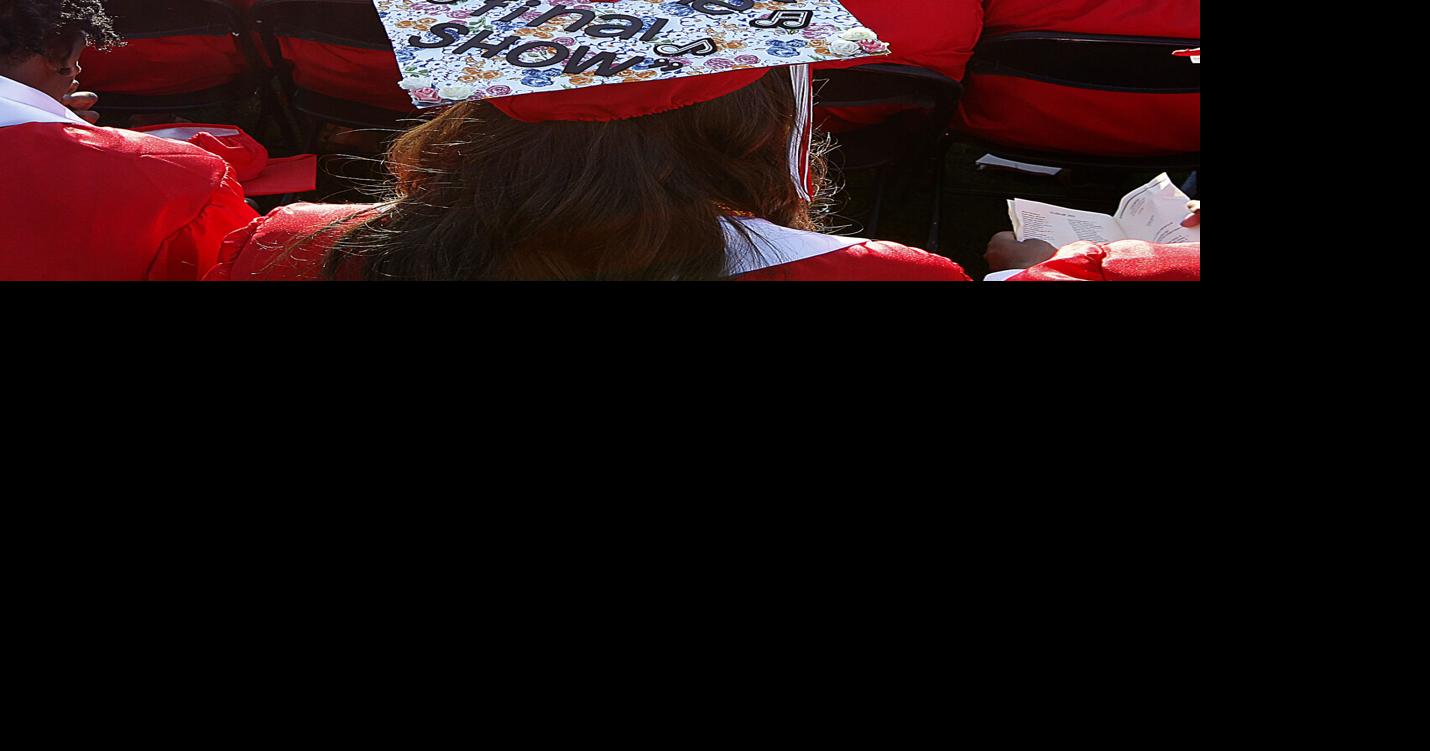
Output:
723 217 869 275
0 74 93 128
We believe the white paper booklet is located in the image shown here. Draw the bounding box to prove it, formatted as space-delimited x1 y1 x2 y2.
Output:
1008 173 1200 248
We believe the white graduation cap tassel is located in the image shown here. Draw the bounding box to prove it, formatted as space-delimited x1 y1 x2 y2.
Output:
789 64 814 202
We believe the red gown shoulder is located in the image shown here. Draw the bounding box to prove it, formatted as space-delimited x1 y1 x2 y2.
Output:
207 203 381 281
1011 240 1201 281
736 241 971 282
0 123 256 280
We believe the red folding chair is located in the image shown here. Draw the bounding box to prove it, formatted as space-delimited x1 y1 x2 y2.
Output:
85 0 263 119
252 0 422 151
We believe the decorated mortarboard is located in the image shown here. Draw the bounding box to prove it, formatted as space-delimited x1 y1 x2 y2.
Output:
375 0 892 120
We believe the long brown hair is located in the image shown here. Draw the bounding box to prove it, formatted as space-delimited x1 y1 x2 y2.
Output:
319 70 827 281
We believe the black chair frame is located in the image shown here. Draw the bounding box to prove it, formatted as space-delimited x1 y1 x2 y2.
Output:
814 63 963 251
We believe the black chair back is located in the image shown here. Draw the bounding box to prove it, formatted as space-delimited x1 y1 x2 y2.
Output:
251 0 397 55
969 32 1200 94
815 64 962 170
813 64 963 248
102 0 245 39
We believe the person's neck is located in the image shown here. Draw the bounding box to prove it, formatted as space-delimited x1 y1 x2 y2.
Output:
0 59 55 98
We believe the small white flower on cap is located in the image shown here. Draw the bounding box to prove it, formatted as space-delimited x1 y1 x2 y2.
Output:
839 27 878 42
399 76 434 91
438 83 477 101
827 38 862 56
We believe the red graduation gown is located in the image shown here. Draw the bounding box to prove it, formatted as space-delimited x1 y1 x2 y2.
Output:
0 123 258 280
1010 241 1201 282
955 0 1201 156
205 203 971 282
815 0 984 132
81 36 248 97
278 38 414 113
825 0 984 81
253 0 413 113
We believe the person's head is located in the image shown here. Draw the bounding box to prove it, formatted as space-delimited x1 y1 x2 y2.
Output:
320 69 827 281
0 0 120 100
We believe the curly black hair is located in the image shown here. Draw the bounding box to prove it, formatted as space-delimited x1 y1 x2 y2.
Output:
0 0 122 64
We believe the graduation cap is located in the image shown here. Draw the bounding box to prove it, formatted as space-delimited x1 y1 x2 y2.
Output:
375 0 889 196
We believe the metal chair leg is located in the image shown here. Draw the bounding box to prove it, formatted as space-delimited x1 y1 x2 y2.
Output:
866 165 890 238
303 116 324 154
928 152 946 254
